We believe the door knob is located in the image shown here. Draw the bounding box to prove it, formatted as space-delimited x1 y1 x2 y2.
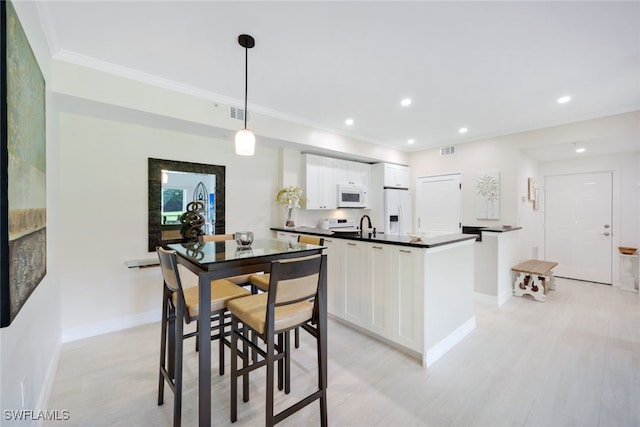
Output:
603 232 610 236
604 224 610 229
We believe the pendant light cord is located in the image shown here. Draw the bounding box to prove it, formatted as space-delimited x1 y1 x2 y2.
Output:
244 47 248 129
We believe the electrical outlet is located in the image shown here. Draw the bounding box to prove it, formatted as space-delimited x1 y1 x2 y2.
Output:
20 376 27 408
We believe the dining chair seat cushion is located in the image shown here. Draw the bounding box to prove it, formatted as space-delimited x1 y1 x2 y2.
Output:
174 279 251 319
248 273 270 291
227 293 313 335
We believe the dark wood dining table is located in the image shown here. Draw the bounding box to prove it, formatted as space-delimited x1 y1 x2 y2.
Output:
168 238 327 427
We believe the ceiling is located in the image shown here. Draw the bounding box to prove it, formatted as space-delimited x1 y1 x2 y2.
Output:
37 1 640 158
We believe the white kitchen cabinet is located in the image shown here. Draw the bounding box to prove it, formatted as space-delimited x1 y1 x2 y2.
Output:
366 243 392 336
384 163 410 189
342 240 367 326
334 159 371 188
303 154 336 210
274 231 299 242
390 246 424 352
322 237 344 316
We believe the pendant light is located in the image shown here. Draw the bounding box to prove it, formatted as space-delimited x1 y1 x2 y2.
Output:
235 34 256 156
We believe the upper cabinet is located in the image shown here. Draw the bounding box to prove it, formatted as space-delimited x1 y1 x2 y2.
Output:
383 163 410 189
333 159 370 188
303 154 336 210
302 154 371 210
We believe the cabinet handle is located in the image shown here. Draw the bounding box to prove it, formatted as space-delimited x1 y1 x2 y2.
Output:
325 239 333 243
400 249 412 253
372 245 383 249
347 242 357 246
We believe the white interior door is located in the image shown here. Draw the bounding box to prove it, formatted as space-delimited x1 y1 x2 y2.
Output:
416 174 462 234
545 172 612 284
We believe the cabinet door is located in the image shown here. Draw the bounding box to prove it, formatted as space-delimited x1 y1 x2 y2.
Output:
319 157 336 209
384 164 410 189
390 246 423 351
367 243 392 336
333 158 349 186
275 231 299 242
350 162 370 187
342 241 367 326
304 154 322 209
323 237 344 316
396 166 410 188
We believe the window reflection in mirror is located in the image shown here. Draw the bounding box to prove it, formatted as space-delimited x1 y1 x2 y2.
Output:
148 158 225 252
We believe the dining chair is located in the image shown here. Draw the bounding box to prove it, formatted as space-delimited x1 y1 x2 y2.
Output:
228 254 328 427
198 233 254 288
248 235 325 348
156 247 250 427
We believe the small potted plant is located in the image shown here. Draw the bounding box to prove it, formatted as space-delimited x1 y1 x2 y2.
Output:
276 186 303 228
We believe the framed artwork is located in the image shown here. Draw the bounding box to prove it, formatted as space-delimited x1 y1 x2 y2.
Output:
476 171 500 220
1 1 47 327
528 177 535 201
533 188 540 211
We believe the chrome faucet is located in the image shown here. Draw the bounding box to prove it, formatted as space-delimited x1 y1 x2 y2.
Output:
359 215 372 237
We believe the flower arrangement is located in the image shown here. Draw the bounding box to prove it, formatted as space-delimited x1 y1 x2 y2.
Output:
276 186 303 227
276 186 304 209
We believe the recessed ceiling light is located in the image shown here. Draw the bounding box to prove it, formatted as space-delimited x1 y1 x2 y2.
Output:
459 127 468 134
575 147 586 153
558 95 571 104
345 118 354 126
408 139 415 144
401 98 412 107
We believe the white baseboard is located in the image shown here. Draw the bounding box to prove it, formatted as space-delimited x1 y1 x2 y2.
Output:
61 310 161 343
474 292 498 306
425 316 476 368
498 289 512 306
36 338 62 427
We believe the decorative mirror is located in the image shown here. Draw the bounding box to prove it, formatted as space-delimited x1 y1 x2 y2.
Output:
148 158 225 251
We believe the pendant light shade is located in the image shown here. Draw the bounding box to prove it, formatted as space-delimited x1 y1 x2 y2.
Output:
235 34 255 156
235 128 255 156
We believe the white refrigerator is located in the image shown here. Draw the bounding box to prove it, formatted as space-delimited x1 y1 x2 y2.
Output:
384 188 412 236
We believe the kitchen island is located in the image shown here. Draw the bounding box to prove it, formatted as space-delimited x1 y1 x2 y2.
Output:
272 227 477 367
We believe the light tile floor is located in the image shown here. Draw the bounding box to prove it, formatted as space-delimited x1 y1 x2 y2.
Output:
45 278 640 426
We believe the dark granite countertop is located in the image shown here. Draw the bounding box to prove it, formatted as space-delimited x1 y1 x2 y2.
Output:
481 226 523 233
271 227 477 249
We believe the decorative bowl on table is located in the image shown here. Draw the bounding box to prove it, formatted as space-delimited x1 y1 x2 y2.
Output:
618 246 638 255
234 231 254 247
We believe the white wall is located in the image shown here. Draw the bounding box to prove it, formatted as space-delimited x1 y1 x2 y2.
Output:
409 113 639 284
540 152 640 284
0 2 61 423
57 112 279 335
409 136 544 261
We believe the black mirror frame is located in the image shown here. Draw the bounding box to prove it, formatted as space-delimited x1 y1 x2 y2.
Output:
148 158 225 252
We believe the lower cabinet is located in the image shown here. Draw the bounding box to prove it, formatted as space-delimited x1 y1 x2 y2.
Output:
316 234 424 354
367 243 392 336
323 237 344 317
342 241 367 326
389 246 423 352
275 231 299 242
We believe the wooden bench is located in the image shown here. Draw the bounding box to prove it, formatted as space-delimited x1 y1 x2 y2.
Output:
511 260 558 302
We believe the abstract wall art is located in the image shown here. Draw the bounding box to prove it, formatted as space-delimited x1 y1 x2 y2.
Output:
1 1 47 327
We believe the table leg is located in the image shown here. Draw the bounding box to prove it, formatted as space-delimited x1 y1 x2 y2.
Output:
545 271 556 290
513 272 546 302
198 274 211 427
513 272 528 298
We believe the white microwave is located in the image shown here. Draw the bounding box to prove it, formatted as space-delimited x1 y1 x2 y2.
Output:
337 185 367 208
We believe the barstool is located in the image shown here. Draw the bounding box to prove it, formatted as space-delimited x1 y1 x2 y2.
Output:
248 235 324 348
228 254 328 426
156 247 250 427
